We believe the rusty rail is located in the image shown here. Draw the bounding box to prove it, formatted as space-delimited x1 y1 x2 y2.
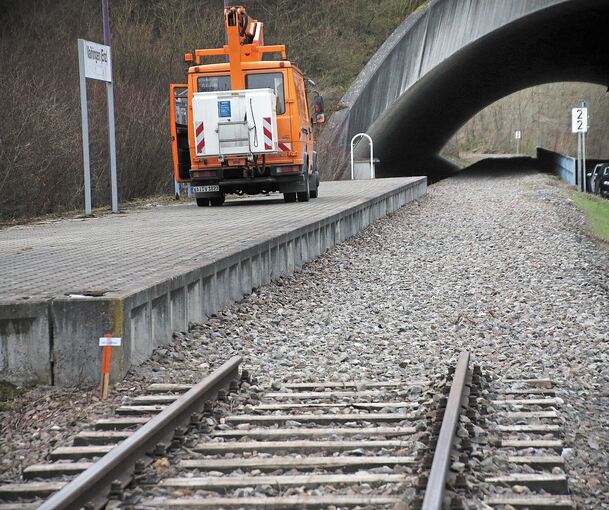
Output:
38 356 242 510
421 351 471 510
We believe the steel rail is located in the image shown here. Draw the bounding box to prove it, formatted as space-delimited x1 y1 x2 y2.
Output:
421 351 470 510
39 355 242 510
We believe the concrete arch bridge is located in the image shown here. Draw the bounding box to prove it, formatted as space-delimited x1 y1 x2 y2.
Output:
319 0 609 180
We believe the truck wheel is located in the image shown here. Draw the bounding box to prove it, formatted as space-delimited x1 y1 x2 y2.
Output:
297 173 310 202
284 192 297 203
309 173 319 199
210 195 225 207
309 168 320 198
196 198 209 207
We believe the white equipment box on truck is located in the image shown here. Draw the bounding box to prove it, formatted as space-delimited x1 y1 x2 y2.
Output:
192 88 278 158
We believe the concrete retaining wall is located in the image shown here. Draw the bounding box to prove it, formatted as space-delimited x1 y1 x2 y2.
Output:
537 147 577 186
1 178 426 387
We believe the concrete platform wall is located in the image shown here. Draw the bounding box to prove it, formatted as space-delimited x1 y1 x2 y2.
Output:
1 178 426 387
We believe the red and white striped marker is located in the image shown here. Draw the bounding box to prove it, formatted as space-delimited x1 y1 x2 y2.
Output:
263 117 274 150
195 121 205 154
278 141 291 152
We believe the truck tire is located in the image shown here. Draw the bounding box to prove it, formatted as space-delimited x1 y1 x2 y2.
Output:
284 192 297 203
297 172 310 202
210 194 225 207
309 172 319 198
196 198 209 207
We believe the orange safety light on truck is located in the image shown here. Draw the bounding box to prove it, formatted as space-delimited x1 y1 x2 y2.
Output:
169 5 325 206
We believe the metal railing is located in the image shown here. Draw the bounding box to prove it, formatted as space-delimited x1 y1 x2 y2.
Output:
350 133 375 180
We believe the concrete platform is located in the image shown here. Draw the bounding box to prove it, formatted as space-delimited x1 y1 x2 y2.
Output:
0 178 426 386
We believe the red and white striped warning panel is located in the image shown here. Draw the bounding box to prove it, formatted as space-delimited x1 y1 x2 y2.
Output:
278 141 292 152
263 117 274 150
195 121 205 154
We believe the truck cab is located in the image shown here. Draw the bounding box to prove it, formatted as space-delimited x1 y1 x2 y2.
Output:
170 6 323 206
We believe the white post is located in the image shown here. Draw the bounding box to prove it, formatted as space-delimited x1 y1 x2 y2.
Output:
106 77 119 212
582 133 588 193
350 133 374 180
580 100 588 193
577 132 582 191
102 0 119 212
77 40 92 216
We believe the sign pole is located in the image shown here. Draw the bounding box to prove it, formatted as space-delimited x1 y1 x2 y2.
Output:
102 0 119 213
581 101 587 194
78 40 93 216
571 103 588 192
106 79 119 212
577 132 582 191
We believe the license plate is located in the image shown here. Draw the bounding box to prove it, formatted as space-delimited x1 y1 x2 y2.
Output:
192 185 220 193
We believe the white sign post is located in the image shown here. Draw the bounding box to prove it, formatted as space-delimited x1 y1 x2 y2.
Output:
571 103 588 192
77 38 118 216
514 130 522 155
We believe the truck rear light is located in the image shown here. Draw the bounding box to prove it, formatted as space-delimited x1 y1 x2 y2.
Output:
275 166 300 175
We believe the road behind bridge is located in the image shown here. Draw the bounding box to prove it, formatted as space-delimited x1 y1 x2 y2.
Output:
2 169 608 506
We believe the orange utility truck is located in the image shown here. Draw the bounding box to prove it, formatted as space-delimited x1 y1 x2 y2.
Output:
169 5 325 206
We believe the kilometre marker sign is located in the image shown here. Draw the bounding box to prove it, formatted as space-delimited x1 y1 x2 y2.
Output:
571 107 588 133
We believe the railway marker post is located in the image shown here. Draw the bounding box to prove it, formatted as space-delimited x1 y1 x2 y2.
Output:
572 102 588 192
514 130 521 155
99 334 122 399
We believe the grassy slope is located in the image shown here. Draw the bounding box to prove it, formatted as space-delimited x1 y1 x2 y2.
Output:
570 191 609 246
0 0 423 221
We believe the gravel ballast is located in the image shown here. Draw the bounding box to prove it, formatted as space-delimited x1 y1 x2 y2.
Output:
1 169 608 507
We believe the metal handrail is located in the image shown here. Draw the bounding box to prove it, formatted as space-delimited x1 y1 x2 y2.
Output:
350 133 375 180
39 356 242 510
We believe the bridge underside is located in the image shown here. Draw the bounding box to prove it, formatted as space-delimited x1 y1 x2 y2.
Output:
321 0 609 180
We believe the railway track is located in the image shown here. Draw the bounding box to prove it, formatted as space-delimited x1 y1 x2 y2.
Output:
0 357 243 510
470 375 574 509
0 352 575 509
124 352 474 509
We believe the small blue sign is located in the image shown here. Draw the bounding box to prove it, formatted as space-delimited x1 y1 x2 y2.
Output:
218 100 231 118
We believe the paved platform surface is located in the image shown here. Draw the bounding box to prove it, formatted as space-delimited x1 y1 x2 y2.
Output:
1 178 421 302
1 177 426 386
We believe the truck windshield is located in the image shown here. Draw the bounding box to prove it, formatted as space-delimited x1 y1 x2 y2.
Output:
246 73 285 114
197 75 231 92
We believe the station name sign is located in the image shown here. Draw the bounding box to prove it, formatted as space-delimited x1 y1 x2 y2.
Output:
78 39 112 83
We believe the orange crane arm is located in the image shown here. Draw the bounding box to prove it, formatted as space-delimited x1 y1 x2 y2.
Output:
187 5 287 90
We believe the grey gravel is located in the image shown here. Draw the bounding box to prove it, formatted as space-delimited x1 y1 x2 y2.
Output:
1 169 608 508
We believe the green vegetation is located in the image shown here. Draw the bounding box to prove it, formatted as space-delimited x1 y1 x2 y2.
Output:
570 191 609 245
0 0 424 221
